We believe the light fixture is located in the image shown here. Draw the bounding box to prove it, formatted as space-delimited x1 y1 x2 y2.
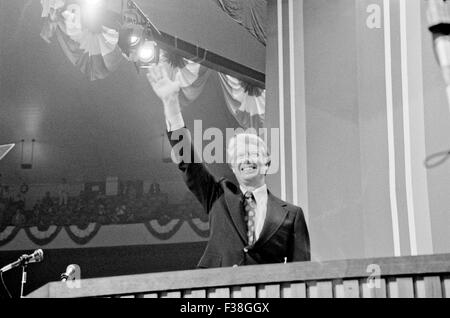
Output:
118 27 160 67
80 0 106 32
138 40 157 64
117 1 161 70
118 24 143 56
83 0 104 11
129 34 141 47
20 139 35 170
128 25 144 47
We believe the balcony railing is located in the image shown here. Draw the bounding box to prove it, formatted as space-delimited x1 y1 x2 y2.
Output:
26 253 450 298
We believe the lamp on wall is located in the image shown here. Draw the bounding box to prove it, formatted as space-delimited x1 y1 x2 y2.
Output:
20 139 35 170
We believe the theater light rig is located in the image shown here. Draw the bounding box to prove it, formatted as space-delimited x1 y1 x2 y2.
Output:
118 0 161 69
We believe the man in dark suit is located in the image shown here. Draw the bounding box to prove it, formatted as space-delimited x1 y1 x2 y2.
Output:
147 64 310 268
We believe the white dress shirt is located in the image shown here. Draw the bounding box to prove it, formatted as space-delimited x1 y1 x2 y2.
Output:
240 184 268 241
166 112 185 132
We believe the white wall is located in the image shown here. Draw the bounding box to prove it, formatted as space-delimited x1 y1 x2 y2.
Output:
266 0 450 261
421 1 450 255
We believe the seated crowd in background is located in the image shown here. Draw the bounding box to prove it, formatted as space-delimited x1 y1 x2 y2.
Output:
0 182 204 228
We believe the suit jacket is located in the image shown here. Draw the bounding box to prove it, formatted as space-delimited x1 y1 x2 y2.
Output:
168 128 310 268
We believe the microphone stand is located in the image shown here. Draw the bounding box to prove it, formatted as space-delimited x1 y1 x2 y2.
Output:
15 254 32 298
20 264 27 299
0 250 43 298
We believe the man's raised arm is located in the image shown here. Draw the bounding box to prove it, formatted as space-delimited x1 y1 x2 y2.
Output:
146 64 222 213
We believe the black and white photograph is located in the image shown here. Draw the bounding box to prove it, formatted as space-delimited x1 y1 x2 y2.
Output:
0 0 450 302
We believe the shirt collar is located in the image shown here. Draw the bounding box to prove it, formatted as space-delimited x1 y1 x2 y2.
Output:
240 184 268 203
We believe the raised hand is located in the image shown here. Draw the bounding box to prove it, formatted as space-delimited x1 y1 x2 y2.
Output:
146 63 180 104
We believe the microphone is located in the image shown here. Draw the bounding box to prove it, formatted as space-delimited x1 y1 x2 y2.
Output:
0 249 44 273
427 0 450 105
60 264 77 282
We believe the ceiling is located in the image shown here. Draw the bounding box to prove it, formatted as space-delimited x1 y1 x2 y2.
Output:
0 0 263 185
133 0 265 74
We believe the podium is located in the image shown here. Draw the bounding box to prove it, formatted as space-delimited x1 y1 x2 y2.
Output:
26 253 450 298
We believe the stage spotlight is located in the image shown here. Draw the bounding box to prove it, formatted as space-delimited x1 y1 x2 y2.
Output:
130 34 140 47
129 25 144 47
119 33 160 67
83 0 104 12
138 40 157 63
81 0 105 32
137 40 160 68
117 5 160 69
118 25 144 57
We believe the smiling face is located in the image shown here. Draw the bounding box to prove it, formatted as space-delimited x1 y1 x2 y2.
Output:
228 133 270 189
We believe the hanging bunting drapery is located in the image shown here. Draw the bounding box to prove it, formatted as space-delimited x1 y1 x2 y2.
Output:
146 55 265 129
64 222 102 245
186 218 210 238
217 73 265 130
160 54 213 107
0 218 209 246
39 1 266 128
40 0 124 80
0 226 21 247
24 225 63 246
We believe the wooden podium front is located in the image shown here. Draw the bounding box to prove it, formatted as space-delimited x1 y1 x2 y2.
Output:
26 254 450 298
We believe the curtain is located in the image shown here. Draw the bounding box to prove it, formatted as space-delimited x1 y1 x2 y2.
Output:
40 0 124 80
163 59 213 107
147 58 266 129
212 0 267 46
217 73 265 130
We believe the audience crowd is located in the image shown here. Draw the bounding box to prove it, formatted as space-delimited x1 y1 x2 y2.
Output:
0 182 204 228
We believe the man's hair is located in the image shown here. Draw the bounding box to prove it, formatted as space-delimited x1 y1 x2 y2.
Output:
227 133 271 167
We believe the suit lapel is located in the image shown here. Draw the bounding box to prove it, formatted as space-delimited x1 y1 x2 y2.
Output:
223 186 248 244
254 191 288 248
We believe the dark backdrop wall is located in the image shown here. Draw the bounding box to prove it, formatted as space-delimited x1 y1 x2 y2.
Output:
0 242 206 298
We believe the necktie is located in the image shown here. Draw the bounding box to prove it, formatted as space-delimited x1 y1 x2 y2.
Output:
243 191 256 245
